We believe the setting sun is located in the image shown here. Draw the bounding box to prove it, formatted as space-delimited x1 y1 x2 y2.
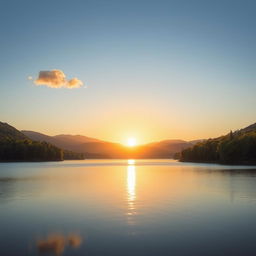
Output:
126 137 137 147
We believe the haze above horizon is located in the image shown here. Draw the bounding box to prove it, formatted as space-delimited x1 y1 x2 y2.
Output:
0 0 255 144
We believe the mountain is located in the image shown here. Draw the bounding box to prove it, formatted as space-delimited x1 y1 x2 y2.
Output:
54 134 101 144
20 131 57 145
147 139 193 151
0 122 28 141
22 131 102 151
22 130 193 159
0 122 63 161
180 122 256 165
0 122 86 161
236 122 256 134
189 139 205 145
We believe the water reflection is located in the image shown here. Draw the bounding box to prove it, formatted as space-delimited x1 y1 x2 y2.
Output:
2 160 256 255
36 233 82 256
127 160 137 225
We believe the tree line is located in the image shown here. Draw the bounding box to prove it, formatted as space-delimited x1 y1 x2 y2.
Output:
0 139 63 161
180 130 256 164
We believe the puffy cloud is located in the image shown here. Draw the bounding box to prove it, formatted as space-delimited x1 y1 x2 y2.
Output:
66 78 83 88
34 70 83 89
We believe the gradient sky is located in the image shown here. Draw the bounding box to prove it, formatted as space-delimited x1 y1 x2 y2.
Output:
0 0 255 144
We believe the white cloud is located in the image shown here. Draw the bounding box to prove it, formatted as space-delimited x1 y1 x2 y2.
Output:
34 70 83 89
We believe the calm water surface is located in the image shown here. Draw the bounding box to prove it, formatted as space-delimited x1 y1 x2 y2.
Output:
1 159 256 256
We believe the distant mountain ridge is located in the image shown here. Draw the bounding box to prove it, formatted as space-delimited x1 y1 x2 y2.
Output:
22 131 102 151
4 121 256 161
22 130 193 159
54 134 101 143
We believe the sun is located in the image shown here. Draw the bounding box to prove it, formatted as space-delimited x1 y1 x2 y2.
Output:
126 137 137 147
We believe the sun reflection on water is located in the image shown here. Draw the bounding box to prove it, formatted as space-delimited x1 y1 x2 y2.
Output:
128 159 135 165
126 160 137 225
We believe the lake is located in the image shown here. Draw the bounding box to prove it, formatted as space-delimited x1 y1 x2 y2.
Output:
1 159 256 256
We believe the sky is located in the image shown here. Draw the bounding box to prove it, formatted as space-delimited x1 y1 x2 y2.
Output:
0 0 255 144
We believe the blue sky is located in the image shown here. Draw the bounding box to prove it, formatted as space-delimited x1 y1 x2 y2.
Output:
0 0 255 143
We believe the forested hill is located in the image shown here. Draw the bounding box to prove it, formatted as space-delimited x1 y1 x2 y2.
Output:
0 122 27 141
180 123 256 165
0 122 64 161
